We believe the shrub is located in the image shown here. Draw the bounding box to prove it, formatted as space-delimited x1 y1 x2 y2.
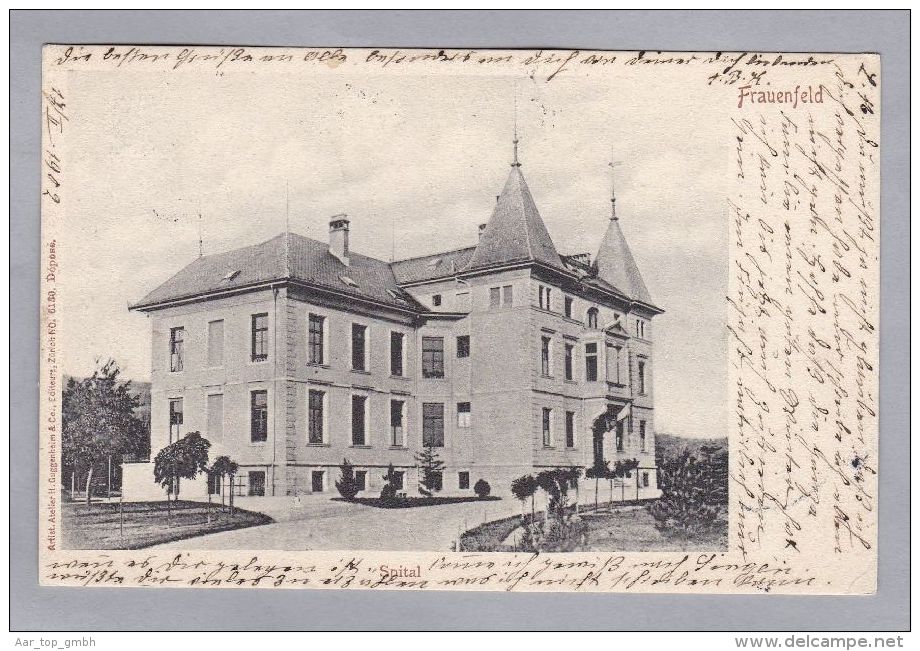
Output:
473 479 491 498
649 447 728 536
379 463 406 507
335 458 360 501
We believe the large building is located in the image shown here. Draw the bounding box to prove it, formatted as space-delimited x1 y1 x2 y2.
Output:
123 147 663 503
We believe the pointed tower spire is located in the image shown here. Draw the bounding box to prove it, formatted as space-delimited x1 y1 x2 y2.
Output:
609 154 623 221
512 90 521 167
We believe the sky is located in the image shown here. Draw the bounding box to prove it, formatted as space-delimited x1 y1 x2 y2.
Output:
60 61 728 439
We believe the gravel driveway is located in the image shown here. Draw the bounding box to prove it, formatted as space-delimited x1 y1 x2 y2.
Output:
154 498 516 551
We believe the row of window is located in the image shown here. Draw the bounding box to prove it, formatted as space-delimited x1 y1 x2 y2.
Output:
537 285 650 339
214 467 479 497
540 337 647 391
169 314 268 372
540 407 648 452
169 391 474 448
169 312 473 379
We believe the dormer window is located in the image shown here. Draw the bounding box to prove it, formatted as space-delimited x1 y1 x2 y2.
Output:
222 270 241 282
339 275 359 288
586 307 599 329
432 294 442 307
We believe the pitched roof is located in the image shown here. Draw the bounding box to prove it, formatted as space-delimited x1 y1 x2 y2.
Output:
592 217 656 307
132 232 424 312
390 246 476 285
465 166 564 272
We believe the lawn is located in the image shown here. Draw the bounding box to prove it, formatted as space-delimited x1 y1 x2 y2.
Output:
460 504 726 552
62 499 273 550
578 506 727 552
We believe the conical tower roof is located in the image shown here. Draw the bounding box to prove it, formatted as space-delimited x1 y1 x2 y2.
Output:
593 214 655 306
466 166 563 272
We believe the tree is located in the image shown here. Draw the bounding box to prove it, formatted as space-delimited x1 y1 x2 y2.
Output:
210 455 239 515
585 460 610 511
379 463 403 506
511 474 538 523
473 479 491 498
335 458 360 501
153 432 211 526
650 446 728 535
414 446 445 497
62 359 145 505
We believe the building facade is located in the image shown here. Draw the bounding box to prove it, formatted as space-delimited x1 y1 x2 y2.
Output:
123 154 663 503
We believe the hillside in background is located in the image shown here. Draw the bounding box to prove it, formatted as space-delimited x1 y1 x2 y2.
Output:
656 432 728 460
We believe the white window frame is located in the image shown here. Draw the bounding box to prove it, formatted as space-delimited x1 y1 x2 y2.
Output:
307 388 328 445
456 401 471 428
542 407 554 448
540 335 553 377
564 410 577 449
349 321 370 372
307 311 329 366
207 319 224 368
388 330 406 377
206 392 224 443
389 397 407 448
350 391 370 446
310 469 327 493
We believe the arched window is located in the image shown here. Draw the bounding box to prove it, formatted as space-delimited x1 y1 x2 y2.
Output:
586 307 599 329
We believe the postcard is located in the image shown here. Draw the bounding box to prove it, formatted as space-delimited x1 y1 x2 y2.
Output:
39 46 878 593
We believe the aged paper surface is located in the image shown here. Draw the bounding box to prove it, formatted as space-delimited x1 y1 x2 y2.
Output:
40 46 878 593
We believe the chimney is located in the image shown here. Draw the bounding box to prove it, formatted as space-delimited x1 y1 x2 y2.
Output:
478 223 487 240
329 214 350 265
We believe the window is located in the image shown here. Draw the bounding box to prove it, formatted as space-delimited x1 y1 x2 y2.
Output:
311 470 325 493
248 471 266 496
489 287 501 308
586 307 599 329
308 314 325 365
542 407 553 447
456 335 470 358
538 286 547 309
251 313 268 362
351 395 367 446
355 470 367 492
638 360 647 394
250 390 268 443
639 420 647 452
642 472 650 488
458 471 470 490
565 411 576 448
423 403 445 447
636 319 646 338
607 345 622 384
169 327 184 372
351 324 367 371
206 394 223 443
390 331 404 376
168 398 183 444
429 471 443 492
616 421 624 452
207 472 221 495
457 402 471 428
564 344 574 381
541 336 552 376
207 320 224 366
308 390 325 444
390 399 405 447
585 343 598 381
432 294 442 307
422 336 444 378
391 471 405 490
564 296 573 318
502 285 513 307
